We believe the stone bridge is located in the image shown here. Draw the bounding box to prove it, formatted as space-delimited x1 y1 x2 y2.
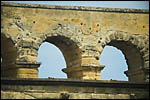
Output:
1 2 149 82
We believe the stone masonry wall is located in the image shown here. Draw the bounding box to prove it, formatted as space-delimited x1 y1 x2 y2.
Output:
1 2 149 99
1 2 149 81
1 78 149 99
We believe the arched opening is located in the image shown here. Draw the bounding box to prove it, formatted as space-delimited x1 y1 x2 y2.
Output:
1 33 18 78
100 40 144 82
100 45 128 81
37 36 82 79
37 42 67 78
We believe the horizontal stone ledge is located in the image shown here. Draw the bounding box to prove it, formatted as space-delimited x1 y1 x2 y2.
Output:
62 65 105 73
2 62 41 70
15 62 41 68
1 2 149 14
1 78 149 89
15 62 41 65
81 64 105 68
1 66 40 72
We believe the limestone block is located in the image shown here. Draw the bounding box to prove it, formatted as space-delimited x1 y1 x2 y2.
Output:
1 91 26 99
144 61 149 69
16 74 38 78
81 57 99 65
143 54 149 61
69 93 92 99
24 93 60 99
91 94 130 99
24 95 35 99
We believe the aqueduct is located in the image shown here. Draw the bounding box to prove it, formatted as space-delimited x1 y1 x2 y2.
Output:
1 2 149 99
1 2 149 82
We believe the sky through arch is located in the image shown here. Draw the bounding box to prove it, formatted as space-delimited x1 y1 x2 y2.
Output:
100 45 128 81
37 42 67 78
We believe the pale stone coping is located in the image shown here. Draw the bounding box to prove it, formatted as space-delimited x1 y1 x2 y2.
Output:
1 62 41 71
14 62 41 68
15 61 41 65
62 65 105 73
1 2 149 14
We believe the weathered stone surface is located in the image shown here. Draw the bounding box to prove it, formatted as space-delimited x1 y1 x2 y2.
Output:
1 1 149 85
1 78 149 99
1 91 26 99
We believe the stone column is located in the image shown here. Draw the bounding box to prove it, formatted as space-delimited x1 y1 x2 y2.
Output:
14 62 41 78
12 38 41 78
62 44 105 80
81 56 104 80
62 65 104 80
62 56 104 80
14 49 41 78
1 61 41 78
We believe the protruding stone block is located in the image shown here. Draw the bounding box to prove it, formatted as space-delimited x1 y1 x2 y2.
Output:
62 65 104 80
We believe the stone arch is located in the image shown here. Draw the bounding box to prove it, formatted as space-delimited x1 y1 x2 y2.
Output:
99 30 149 82
37 25 82 79
1 33 18 77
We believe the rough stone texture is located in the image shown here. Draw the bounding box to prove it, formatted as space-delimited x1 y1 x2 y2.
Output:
1 78 149 99
1 2 149 81
1 2 149 99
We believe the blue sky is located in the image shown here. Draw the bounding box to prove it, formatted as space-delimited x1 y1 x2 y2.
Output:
2 1 149 9
2 1 149 81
